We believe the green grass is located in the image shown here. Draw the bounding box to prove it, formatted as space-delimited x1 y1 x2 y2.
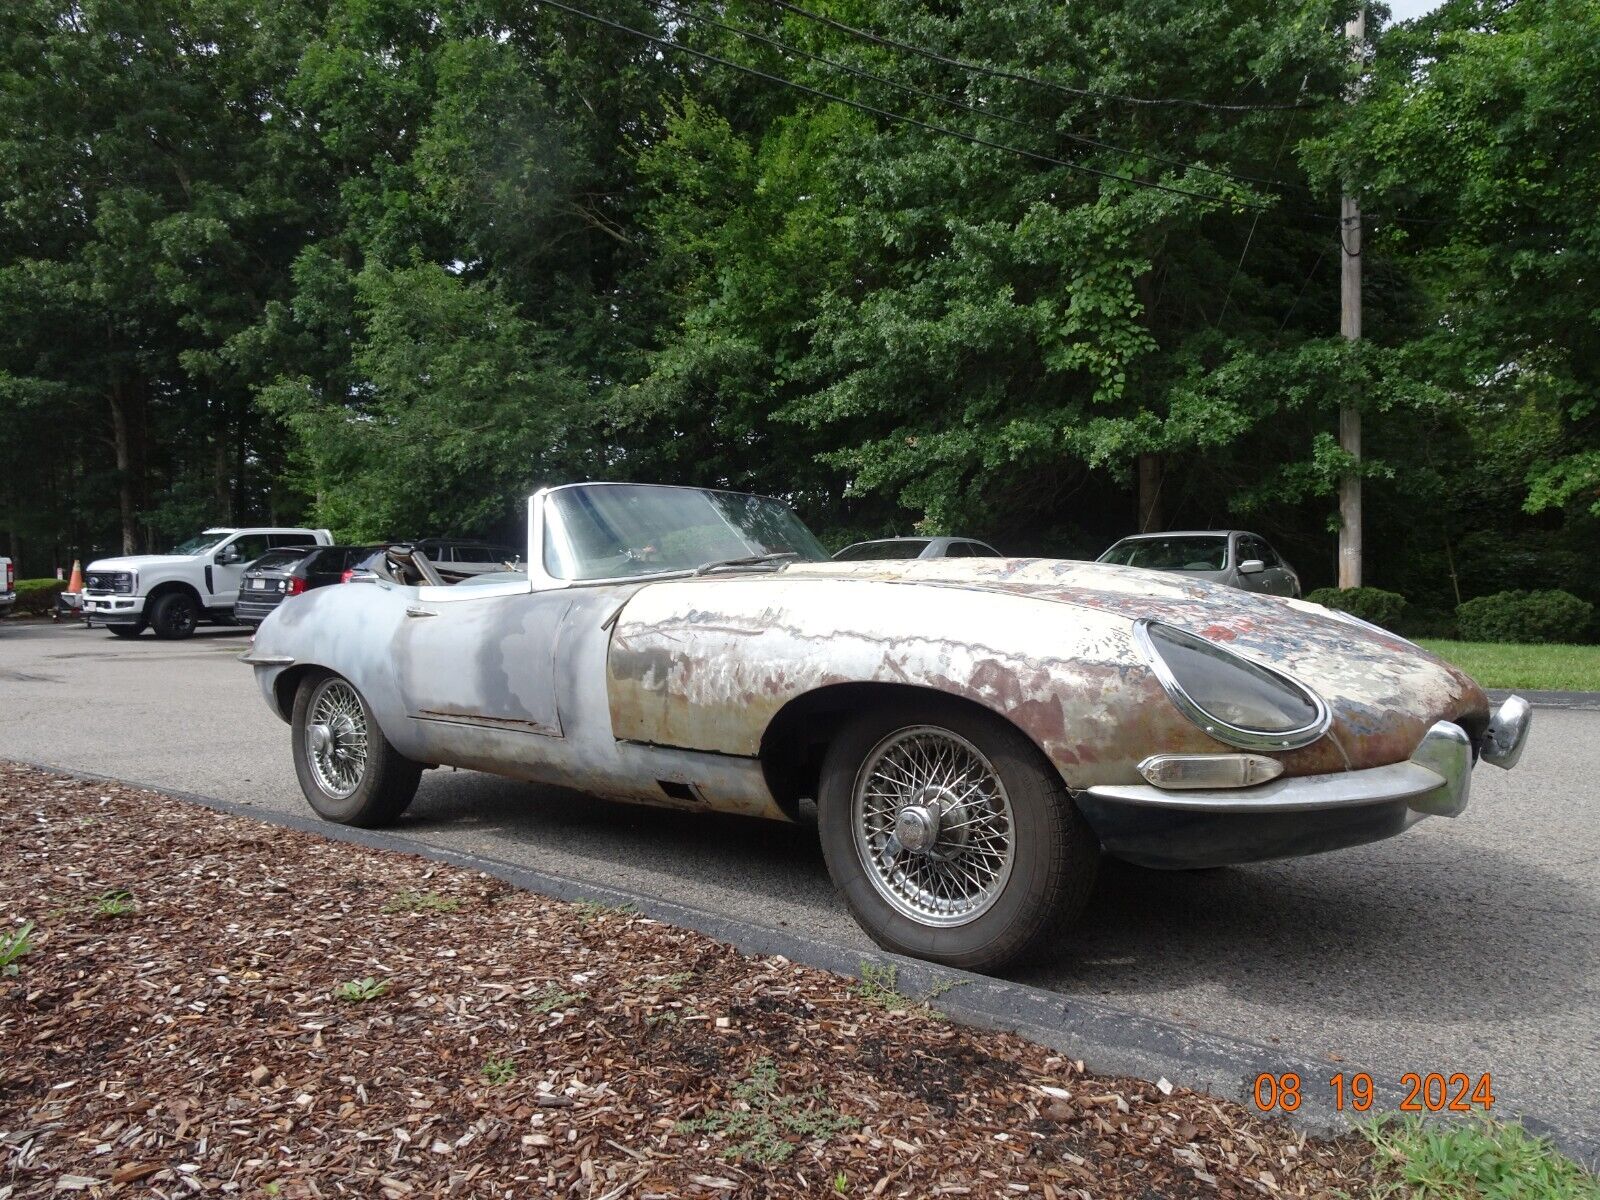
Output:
1417 640 1600 692
674 1056 858 1165
1364 1116 1600 1200
381 889 460 914
93 889 136 918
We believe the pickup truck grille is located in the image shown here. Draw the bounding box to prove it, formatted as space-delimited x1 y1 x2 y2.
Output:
84 571 133 594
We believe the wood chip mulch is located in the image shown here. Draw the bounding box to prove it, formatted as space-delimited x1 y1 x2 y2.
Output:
0 760 1371 1198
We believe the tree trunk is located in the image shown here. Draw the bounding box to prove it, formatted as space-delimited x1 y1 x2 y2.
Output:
213 432 232 523
1138 453 1164 533
108 384 138 555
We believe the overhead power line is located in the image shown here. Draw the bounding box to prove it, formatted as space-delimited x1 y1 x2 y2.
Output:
763 0 1324 113
653 0 1314 197
532 0 1292 212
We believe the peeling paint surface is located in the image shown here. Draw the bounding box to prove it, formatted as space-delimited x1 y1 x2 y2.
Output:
608 558 1488 786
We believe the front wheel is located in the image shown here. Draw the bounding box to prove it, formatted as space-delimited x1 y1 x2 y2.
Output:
148 591 199 640
291 673 421 827
817 699 1099 973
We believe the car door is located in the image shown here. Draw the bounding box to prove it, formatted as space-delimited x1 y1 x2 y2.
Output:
1255 539 1299 596
394 579 573 767
1237 535 1295 596
210 532 272 608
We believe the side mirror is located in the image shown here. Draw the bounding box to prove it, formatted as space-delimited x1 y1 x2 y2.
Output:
216 546 243 565
1238 558 1265 575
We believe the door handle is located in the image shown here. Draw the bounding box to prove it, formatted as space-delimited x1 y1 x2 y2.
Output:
405 604 437 619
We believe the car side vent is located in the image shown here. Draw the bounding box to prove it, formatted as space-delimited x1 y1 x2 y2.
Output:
657 780 698 803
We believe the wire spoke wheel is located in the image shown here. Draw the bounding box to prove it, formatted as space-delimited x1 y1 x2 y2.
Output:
305 678 369 799
851 725 1016 927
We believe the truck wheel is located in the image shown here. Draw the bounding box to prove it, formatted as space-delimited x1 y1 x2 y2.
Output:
817 698 1098 973
291 673 421 827
148 592 199 640
106 622 146 638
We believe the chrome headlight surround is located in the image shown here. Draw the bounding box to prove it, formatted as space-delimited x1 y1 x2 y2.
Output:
1134 619 1332 752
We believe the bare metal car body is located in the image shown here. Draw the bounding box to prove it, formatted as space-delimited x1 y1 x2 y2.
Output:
246 483 1531 964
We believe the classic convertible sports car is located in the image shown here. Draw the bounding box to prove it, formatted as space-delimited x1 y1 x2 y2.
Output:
245 482 1532 972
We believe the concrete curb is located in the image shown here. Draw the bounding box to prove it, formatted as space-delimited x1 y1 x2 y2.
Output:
1487 688 1600 712
12 757 1597 1163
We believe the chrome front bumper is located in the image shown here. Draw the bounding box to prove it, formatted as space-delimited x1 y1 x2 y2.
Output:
1086 696 1532 816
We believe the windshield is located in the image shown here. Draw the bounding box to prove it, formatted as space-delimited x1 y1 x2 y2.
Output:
1100 535 1229 572
246 548 311 573
167 533 229 555
834 540 929 561
544 484 829 581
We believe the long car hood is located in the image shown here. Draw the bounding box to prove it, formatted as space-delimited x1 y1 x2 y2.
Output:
84 554 192 573
776 556 1491 772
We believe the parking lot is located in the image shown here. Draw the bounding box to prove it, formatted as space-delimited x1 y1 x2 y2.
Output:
2 618 1596 1150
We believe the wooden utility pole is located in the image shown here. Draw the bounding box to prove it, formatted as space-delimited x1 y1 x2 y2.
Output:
1337 6 1365 589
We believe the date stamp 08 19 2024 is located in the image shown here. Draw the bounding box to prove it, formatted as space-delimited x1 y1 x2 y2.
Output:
1252 1072 1496 1114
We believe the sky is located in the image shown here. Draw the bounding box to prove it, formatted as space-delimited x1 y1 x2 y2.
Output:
1385 0 1445 22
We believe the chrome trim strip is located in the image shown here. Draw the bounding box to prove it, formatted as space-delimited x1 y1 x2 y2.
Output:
1088 719 1473 815
239 653 296 667
1481 695 1532 770
1133 618 1332 752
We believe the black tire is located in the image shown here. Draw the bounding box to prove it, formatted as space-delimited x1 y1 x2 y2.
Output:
148 591 200 640
291 672 421 827
817 697 1098 973
106 622 146 638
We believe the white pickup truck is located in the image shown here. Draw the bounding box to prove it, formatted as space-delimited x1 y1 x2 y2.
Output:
83 526 333 639
0 556 14 612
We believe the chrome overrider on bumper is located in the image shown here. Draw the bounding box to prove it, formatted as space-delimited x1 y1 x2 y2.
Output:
1086 695 1533 816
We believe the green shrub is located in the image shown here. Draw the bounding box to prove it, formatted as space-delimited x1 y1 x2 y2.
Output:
1305 586 1407 630
10 578 66 616
1456 589 1594 645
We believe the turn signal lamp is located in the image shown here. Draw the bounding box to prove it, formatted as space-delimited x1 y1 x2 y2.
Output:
1137 753 1285 790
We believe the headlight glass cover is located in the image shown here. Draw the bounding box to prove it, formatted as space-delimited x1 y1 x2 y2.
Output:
1135 620 1330 751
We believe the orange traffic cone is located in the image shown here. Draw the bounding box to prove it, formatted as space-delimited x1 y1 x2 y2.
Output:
67 559 83 594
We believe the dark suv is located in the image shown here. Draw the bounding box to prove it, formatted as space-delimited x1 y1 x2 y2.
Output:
349 539 523 581
235 545 379 626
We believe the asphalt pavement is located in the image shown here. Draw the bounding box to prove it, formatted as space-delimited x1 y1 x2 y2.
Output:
2 619 1596 1152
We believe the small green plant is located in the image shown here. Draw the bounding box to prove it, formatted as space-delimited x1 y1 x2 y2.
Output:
1 921 36 977
675 1056 858 1165
482 1054 518 1085
924 977 968 1002
833 1171 849 1193
93 889 135 918
332 976 389 1002
851 961 911 1011
1363 1115 1599 1200
382 889 460 914
571 899 638 924
528 983 586 1014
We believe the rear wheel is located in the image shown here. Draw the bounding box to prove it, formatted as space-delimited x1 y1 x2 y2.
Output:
106 622 146 638
817 698 1098 973
291 673 420 827
148 591 199 640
